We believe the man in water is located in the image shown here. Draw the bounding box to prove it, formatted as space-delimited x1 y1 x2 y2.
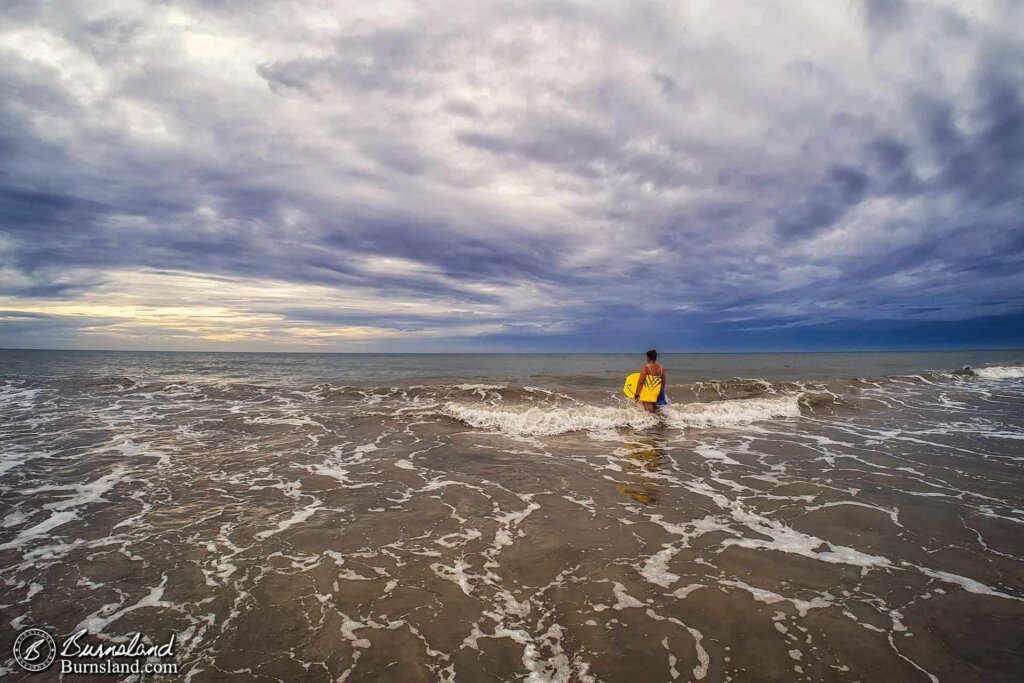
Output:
634 348 667 413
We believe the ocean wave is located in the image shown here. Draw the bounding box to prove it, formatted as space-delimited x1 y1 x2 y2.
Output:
442 395 802 437
661 395 802 429
59 376 140 391
454 383 508 391
8 360 1020 417
441 403 659 436
0 381 43 408
974 366 1024 380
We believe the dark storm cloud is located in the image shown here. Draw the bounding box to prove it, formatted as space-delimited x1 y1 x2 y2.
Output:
0 0 1022 349
0 187 111 230
774 164 870 238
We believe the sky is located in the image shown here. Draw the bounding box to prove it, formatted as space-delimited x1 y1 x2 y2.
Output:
0 0 1022 352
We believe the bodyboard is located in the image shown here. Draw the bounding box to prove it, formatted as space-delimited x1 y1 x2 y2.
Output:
623 372 662 402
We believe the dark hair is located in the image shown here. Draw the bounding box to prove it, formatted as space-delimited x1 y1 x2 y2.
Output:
646 349 657 361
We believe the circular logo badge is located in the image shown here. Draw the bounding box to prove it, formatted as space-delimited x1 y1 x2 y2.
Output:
12 628 57 672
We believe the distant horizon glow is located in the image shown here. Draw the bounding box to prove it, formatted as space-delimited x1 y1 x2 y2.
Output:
1 1 1022 352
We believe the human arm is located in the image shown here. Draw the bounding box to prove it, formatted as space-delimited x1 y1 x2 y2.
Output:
634 366 648 400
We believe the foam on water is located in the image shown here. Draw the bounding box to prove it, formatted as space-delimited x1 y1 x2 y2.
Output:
3 351 1024 681
974 365 1024 379
442 395 803 437
455 383 508 392
662 396 802 429
441 402 659 436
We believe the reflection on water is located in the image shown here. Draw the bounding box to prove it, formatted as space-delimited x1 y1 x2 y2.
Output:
616 437 666 505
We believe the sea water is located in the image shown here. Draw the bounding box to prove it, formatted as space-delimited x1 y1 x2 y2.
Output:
1 350 1022 681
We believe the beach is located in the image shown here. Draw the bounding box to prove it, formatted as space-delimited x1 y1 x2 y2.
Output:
1 350 1023 681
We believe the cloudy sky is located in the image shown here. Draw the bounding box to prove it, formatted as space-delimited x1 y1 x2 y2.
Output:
1 0 1022 352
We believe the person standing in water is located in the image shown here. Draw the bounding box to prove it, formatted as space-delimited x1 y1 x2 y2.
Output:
633 349 668 413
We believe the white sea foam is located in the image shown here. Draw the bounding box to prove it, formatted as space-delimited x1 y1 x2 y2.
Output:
77 575 171 634
0 511 78 551
442 395 802 437
718 579 833 617
688 626 709 680
640 546 681 587
254 502 323 540
726 506 892 571
612 582 645 609
521 623 572 683
431 559 475 595
914 565 1023 601
662 396 802 429
671 584 707 599
0 452 31 477
974 365 1024 379
442 403 659 436
693 444 741 465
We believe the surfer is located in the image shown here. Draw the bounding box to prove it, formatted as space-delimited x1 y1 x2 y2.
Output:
634 349 667 413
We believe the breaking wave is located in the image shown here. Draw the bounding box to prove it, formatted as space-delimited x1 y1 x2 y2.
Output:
442 395 803 437
7 360 1020 441
973 365 1024 380
442 403 659 436
661 395 802 429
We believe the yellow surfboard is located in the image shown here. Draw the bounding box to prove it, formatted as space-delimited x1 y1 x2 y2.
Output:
623 372 662 402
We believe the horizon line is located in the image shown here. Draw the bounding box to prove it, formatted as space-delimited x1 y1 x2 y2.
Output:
2 347 1023 355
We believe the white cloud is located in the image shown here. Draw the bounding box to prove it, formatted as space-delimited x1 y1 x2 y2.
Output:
0 0 1020 348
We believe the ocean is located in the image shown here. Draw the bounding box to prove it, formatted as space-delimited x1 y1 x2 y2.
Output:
1 349 1023 681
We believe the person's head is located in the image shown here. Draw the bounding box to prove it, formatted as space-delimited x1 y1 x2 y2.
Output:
646 349 657 362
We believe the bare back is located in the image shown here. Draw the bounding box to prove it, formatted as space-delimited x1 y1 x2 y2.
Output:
645 361 664 378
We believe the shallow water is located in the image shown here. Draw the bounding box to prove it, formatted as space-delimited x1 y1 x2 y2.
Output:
1 350 1023 681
